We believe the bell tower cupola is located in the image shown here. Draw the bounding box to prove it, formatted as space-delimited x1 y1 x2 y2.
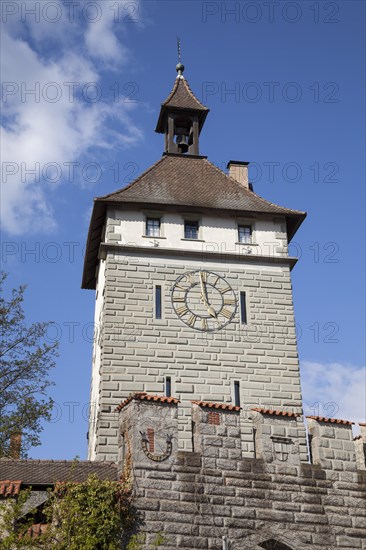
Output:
155 62 209 156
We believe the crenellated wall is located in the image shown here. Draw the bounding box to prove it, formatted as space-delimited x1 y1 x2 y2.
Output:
117 395 366 550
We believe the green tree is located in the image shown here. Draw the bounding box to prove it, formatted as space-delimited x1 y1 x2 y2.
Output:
42 475 129 549
0 475 165 549
0 272 58 457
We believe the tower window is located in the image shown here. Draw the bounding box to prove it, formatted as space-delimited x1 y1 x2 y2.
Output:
184 220 199 239
146 218 160 237
240 291 247 324
238 224 252 243
234 381 241 407
165 376 171 397
155 285 162 319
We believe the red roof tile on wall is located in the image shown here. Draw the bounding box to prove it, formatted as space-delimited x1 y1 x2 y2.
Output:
115 392 180 412
306 416 354 425
192 400 241 412
0 480 22 496
251 407 300 418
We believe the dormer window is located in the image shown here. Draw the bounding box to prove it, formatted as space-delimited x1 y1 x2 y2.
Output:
184 220 199 239
146 218 160 237
238 224 252 244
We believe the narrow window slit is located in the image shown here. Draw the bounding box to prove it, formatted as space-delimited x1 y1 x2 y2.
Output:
165 376 171 397
240 291 247 324
234 381 240 407
155 285 162 319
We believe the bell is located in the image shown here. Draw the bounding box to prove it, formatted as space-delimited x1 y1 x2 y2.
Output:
175 127 189 153
176 133 189 153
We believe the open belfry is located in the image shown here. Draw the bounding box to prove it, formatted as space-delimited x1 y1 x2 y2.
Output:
81 63 366 548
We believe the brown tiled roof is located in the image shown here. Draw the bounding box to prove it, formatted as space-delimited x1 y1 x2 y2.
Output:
155 76 209 133
251 407 300 418
162 76 208 111
99 155 304 216
115 392 180 412
82 154 305 289
192 401 241 412
359 422 366 427
306 416 354 425
353 435 362 441
0 459 118 485
0 480 22 496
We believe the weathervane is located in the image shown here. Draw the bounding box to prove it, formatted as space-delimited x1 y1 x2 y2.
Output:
177 36 181 62
176 36 184 78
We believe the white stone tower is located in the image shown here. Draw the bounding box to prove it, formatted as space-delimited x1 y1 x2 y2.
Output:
82 63 307 461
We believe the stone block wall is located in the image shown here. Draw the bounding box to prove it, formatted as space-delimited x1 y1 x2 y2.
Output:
251 408 303 466
118 397 366 550
355 423 366 470
307 416 357 472
90 250 305 461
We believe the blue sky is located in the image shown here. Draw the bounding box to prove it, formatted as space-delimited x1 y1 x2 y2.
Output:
1 0 365 459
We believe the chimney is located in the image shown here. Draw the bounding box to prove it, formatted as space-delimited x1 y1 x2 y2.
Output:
10 432 22 459
227 160 250 189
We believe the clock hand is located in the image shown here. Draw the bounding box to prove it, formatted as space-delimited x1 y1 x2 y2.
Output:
206 305 217 318
199 271 209 306
199 272 217 318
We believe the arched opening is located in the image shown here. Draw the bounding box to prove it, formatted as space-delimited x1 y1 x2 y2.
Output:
259 540 293 550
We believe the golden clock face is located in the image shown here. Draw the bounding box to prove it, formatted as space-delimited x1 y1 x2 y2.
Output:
171 270 237 332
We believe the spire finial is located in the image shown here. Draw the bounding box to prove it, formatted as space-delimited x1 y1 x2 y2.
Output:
176 37 184 78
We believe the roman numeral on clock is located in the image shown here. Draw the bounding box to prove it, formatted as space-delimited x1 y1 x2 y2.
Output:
187 314 197 328
175 283 187 291
176 305 188 316
220 286 231 295
173 297 185 303
220 307 232 319
201 318 208 331
223 298 236 306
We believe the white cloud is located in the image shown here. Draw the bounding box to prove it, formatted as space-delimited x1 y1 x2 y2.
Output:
300 361 366 425
84 1 140 66
1 2 142 235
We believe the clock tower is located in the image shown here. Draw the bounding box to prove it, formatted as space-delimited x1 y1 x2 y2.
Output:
82 63 307 462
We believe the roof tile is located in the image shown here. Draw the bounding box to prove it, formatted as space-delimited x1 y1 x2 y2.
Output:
0 480 22 496
251 407 300 418
306 416 354 425
99 155 304 217
192 400 241 412
161 76 208 111
0 459 118 485
115 392 180 412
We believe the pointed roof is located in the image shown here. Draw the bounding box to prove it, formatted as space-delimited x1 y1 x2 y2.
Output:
82 154 306 289
99 155 304 216
155 76 209 133
162 76 208 111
